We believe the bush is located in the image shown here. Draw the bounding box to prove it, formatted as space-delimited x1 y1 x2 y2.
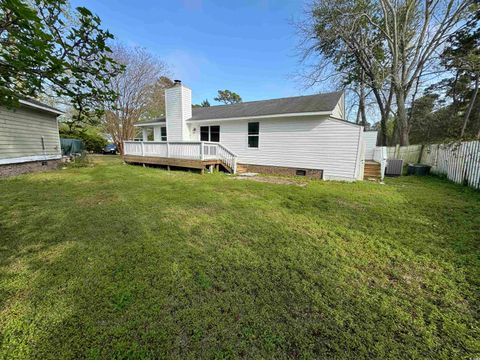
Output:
60 127 108 153
65 152 92 168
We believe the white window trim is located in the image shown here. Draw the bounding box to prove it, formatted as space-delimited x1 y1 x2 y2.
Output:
200 125 220 142
160 126 167 142
247 121 260 149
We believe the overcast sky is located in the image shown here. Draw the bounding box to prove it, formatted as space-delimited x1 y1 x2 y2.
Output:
70 0 336 105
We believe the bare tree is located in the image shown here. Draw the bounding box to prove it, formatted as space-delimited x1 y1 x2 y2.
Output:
297 0 395 145
299 0 472 145
368 0 472 145
103 44 169 154
143 76 174 121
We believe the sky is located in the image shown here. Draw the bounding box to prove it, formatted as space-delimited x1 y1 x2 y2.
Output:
69 0 330 105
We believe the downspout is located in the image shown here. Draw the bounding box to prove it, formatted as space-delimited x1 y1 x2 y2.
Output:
41 136 47 164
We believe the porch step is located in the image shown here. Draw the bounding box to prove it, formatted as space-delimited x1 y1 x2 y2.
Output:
220 161 234 174
364 161 381 181
236 164 248 174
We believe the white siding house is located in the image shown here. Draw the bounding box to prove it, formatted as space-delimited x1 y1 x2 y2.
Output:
0 99 63 176
126 81 379 181
363 131 378 160
186 117 363 181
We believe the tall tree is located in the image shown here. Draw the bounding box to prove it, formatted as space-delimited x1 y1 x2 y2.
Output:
103 44 169 155
301 0 472 145
214 90 242 104
441 8 480 138
143 76 174 120
370 0 472 145
0 0 122 119
300 0 394 145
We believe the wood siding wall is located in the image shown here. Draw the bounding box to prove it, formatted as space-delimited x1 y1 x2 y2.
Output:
188 116 362 181
0 106 61 162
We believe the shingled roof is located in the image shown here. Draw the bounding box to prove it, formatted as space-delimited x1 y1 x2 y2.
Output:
135 91 343 125
188 91 343 121
20 98 63 115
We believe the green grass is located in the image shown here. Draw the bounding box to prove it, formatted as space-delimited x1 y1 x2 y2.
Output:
1 156 479 359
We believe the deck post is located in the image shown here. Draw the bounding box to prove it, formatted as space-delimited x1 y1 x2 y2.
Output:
200 142 204 160
166 142 170 158
141 142 145 156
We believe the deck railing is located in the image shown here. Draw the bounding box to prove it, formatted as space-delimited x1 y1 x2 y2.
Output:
124 141 237 173
373 146 387 181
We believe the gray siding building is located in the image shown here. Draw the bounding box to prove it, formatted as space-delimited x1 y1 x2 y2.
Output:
0 99 63 176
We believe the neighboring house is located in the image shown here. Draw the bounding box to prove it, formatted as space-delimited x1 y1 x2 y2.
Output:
0 99 63 177
125 81 385 181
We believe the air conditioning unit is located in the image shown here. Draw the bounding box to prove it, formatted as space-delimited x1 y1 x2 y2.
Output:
385 159 403 176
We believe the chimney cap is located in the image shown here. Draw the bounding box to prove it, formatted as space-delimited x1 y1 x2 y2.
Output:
174 80 182 86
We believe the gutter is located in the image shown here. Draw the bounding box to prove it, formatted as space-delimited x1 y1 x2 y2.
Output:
135 121 166 127
19 100 64 116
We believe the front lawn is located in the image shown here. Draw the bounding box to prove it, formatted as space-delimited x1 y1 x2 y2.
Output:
1 156 479 358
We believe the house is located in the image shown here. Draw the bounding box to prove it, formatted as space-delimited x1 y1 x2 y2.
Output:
125 80 385 181
0 99 63 177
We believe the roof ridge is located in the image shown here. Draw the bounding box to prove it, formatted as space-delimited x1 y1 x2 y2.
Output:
135 90 344 125
194 90 343 110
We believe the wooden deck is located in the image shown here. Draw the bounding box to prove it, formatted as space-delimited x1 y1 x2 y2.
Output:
123 141 237 174
124 155 230 173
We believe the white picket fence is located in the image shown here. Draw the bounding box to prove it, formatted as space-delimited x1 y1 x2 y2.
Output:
387 140 480 189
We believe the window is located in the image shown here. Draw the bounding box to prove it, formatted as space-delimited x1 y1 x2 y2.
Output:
200 125 220 142
200 126 209 141
161 127 167 141
296 169 307 176
147 128 154 141
248 122 259 148
210 126 220 142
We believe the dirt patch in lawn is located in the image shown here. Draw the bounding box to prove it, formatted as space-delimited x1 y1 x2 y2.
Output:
233 175 307 186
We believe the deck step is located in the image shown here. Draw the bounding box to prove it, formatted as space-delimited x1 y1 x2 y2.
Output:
364 161 381 181
236 164 248 173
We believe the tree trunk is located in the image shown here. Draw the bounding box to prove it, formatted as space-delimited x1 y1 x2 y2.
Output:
391 118 398 146
356 94 367 126
460 74 479 138
117 141 124 156
379 112 389 146
395 87 409 146
357 71 367 127
371 89 388 146
359 87 367 127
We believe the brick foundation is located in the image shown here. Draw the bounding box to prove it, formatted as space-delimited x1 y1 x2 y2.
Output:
237 163 323 179
0 159 61 177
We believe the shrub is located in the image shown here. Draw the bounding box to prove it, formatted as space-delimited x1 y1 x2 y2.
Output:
60 127 108 153
66 152 92 168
